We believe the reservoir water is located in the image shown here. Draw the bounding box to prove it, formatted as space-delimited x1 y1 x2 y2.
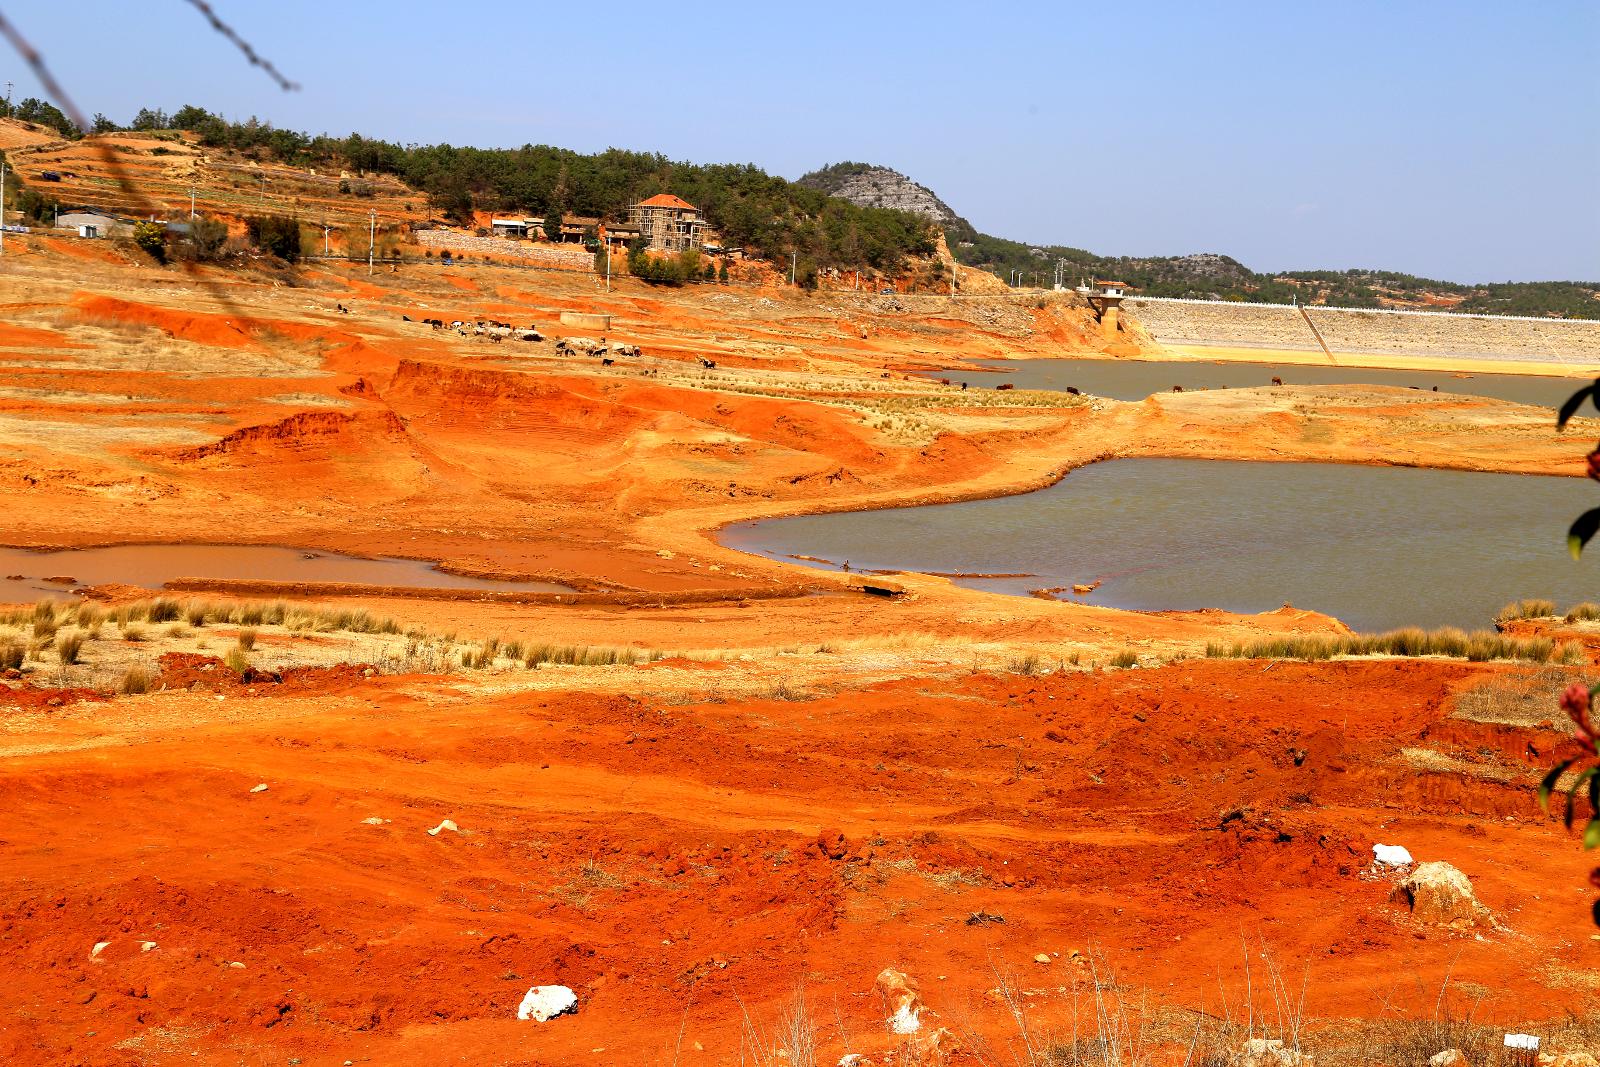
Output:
943 358 1584 409
0 544 573 599
721 459 1599 631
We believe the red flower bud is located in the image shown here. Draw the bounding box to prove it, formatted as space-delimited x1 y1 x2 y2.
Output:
1561 682 1592 725
1588 450 1600 482
1578 726 1596 747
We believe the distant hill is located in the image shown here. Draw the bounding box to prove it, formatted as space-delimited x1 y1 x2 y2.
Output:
799 161 1600 318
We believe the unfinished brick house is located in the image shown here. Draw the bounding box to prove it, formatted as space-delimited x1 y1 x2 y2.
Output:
629 194 705 253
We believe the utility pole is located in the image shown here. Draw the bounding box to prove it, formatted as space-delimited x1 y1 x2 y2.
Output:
605 243 611 291
790 251 796 287
367 209 375 275
0 161 6 258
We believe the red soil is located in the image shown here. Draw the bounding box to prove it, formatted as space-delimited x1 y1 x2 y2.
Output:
0 660 1590 1065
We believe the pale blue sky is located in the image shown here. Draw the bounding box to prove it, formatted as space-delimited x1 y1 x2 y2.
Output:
2 1 1595 282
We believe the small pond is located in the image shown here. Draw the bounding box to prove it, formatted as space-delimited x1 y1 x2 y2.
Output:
0 544 572 598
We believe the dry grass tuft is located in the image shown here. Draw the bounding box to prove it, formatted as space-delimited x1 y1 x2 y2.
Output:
119 665 153 695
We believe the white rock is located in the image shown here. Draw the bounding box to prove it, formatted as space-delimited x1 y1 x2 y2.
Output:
840 1056 865 1067
140 941 157 953
517 985 578 1022
428 819 459 837
362 817 387 826
250 783 268 794
228 961 245 969
91 941 111 959
1505 1035 1540 1051
1373 844 1413 866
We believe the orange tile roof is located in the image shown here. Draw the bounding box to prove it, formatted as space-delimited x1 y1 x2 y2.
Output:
636 193 697 211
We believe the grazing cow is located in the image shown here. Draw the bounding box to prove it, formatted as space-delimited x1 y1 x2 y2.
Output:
1171 385 1184 392
996 383 1014 391
940 378 951 385
701 359 716 369
1065 386 1081 395
881 372 891 379
961 381 968 391
336 303 349 314
602 358 615 366
1271 376 1283 386
1432 385 1439 391
401 314 413 322
450 320 464 330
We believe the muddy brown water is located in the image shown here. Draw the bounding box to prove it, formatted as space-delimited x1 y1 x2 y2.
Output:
721 459 1599 631
0 544 573 599
941 358 1587 408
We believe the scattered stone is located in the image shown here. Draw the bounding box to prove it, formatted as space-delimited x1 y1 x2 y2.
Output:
1393 861 1493 928
361 817 388 826
140 941 157 953
964 910 1005 926
91 941 111 960
1230 1038 1307 1067
1431 1050 1469 1067
250 783 268 794
1372 843 1414 866
517 984 577 1022
1033 953 1051 964
875 967 922 1035
228 961 245 969
428 819 459 837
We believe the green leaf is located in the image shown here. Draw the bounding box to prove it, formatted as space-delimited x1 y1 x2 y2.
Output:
1569 508 1600 560
1585 819 1600 850
1558 383 1599 430
1540 759 1577 812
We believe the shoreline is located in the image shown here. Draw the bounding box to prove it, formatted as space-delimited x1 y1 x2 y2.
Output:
1147 341 1599 378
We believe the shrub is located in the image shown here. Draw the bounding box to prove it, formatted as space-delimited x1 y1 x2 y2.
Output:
148 597 181 623
121 624 146 643
185 603 208 627
1109 649 1139 669
224 646 250 673
1567 602 1600 622
245 214 302 262
237 627 257 651
133 220 167 264
0 641 22 671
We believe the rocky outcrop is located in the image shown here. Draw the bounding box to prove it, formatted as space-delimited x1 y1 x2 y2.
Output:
1392 861 1494 928
798 163 962 226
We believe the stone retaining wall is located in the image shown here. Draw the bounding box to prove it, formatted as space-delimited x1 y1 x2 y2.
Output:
415 229 593 271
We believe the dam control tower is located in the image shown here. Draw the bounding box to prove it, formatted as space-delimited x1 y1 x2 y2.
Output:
1083 280 1130 340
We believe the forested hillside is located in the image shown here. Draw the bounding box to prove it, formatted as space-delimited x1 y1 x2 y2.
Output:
52 105 939 278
